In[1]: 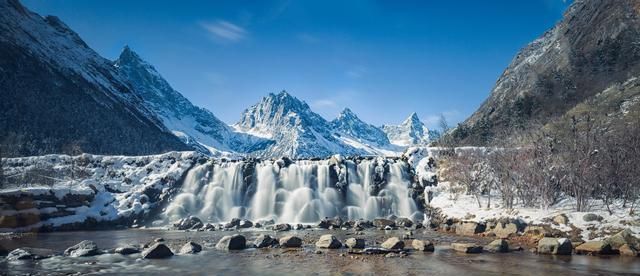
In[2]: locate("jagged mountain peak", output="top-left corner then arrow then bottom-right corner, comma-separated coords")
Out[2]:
402,112 -> 422,126
382,112 -> 430,147
331,108 -> 391,148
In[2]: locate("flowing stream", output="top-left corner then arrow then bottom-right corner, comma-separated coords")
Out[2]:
163,158 -> 422,224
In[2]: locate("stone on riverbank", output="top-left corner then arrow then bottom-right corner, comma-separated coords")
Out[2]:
451,243 -> 483,253
606,229 -> 639,250
64,240 -> 100,257
6,248 -> 55,261
279,235 -> 303,248
486,239 -> 509,253
142,243 -> 174,259
456,221 -> 486,236
552,214 -> 569,225
537,238 -> 572,255
582,213 -> 603,222
619,244 -> 639,256
345,238 -> 365,249
216,235 -> 247,250
274,223 -> 292,232
381,237 -> 404,250
575,241 -> 614,255
412,240 -> 434,252
254,234 -> 278,248
491,223 -> 519,239
373,218 -> 396,228
115,246 -> 140,255
396,218 -> 413,228
316,235 -> 342,249
238,220 -> 253,228
179,241 -> 202,254
174,216 -> 204,230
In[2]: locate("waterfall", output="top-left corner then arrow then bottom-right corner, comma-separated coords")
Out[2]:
163,157 -> 422,224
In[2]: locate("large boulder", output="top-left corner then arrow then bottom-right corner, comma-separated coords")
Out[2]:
253,234 -> 278,248
381,237 -> 404,250
606,229 -> 639,250
491,223 -> 519,239
224,218 -> 242,229
537,238 -> 572,255
63,240 -> 100,257
619,244 -> 639,256
173,216 -> 204,230
238,220 -> 254,229
273,223 -> 291,232
345,238 -> 365,249
216,235 -> 247,250
451,243 -> 483,253
552,214 -> 569,225
318,217 -> 343,229
315,235 -> 342,249
115,246 -> 140,255
396,218 -> 413,228
141,243 -> 174,259
582,213 -> 603,222
456,221 -> 486,236
373,219 -> 396,228
486,239 -> 509,253
412,240 -> 435,252
179,241 -> 202,254
6,248 -> 55,261
279,235 -> 303,248
575,241 -> 614,255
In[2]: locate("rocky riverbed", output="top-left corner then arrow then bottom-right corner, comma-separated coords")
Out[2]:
1,225 -> 639,275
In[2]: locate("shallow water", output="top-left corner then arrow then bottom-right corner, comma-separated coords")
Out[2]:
1,229 -> 639,275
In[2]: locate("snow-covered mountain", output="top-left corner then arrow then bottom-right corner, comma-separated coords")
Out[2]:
235,91 -> 368,158
0,0 -> 189,157
382,113 -> 431,147
114,47 -> 270,156
331,108 -> 390,146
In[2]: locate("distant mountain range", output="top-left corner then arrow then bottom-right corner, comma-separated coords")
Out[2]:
0,0 -> 432,158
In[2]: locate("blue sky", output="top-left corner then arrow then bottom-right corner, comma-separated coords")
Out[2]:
22,0 -> 571,128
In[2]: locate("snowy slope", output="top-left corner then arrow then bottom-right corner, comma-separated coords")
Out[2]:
114,47 -> 271,157
0,0 -> 189,156
235,91 -> 368,158
331,108 -> 403,155
382,112 -> 431,147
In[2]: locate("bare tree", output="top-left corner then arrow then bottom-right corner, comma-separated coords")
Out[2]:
0,144 -> 4,189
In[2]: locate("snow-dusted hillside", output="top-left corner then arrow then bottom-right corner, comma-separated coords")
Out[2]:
114,47 -> 271,157
0,151 -> 198,232
235,91 -> 370,158
382,113 -> 432,147
331,108 -> 403,156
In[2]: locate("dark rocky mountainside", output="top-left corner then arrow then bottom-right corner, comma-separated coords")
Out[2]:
0,0 -> 189,157
453,0 -> 640,145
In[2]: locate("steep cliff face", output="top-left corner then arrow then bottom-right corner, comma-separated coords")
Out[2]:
0,0 -> 189,157
455,0 -> 640,145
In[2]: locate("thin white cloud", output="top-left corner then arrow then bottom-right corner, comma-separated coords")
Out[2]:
311,99 -> 337,108
201,20 -> 247,42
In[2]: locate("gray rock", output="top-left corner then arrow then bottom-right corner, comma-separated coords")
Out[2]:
373,218 -> 396,228
456,221 -> 486,236
253,234 -> 277,248
606,229 -> 639,249
582,213 -> 603,222
491,223 -> 519,239
381,237 -> 404,250
619,244 -> 639,256
396,218 -> 413,228
575,241 -> 614,255
451,243 -> 483,253
552,214 -> 569,225
412,240 -> 435,252
115,246 -> 140,255
141,243 -> 174,259
315,235 -> 342,249
279,235 -> 303,248
537,237 -> 572,255
486,239 -> 509,253
216,235 -> 246,250
274,223 -> 291,232
6,248 -> 55,261
179,241 -> 202,254
345,238 -> 365,249
173,216 -> 204,230
224,218 -> 242,229
238,220 -> 253,228
64,240 -> 100,257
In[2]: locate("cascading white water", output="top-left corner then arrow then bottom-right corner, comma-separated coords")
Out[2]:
163,157 -> 422,224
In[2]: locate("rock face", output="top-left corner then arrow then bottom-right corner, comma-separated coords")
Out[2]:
456,221 -> 486,236
381,237 -> 404,250
451,243 -> 483,254
315,235 -> 342,249
63,240 -> 100,257
575,241 -> 614,255
279,235 -> 303,248
179,241 -> 202,254
216,235 -> 247,250
141,243 -> 174,259
0,0 -> 189,157
486,239 -> 509,253
412,240 -> 435,252
345,238 -> 366,249
253,234 -> 278,248
537,238 -> 572,255
453,0 -> 640,146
